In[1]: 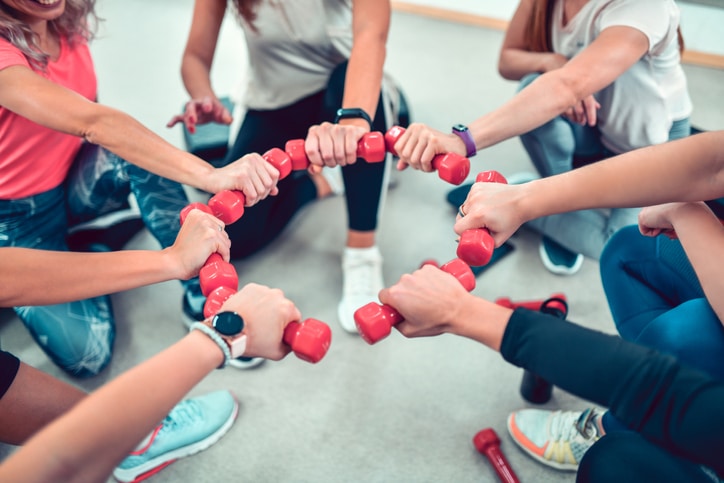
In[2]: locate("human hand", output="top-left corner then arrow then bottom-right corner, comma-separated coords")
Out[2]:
222,283 -> 300,360
304,122 -> 369,174
167,96 -> 233,134
392,123 -> 466,173
562,95 -> 600,126
210,153 -> 280,205
638,202 -> 708,238
378,265 -> 475,338
454,181 -> 528,247
167,208 -> 231,280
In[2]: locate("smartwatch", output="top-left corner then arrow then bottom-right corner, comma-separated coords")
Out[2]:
211,311 -> 247,359
334,107 -> 373,129
452,124 -> 477,158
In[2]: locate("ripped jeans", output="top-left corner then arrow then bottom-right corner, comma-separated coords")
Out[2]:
0,144 -> 188,377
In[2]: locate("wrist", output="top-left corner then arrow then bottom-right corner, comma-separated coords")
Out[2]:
334,107 -> 373,130
452,124 -> 477,158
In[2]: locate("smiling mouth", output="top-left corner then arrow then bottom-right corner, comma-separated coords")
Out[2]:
30,0 -> 62,6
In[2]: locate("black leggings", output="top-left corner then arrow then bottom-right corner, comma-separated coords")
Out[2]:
578,432 -> 714,483
224,62 -> 388,259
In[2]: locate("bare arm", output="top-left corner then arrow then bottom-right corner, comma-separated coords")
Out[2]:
639,202 -> 724,324
0,284 -> 298,482
0,209 -> 230,307
455,132 -> 724,245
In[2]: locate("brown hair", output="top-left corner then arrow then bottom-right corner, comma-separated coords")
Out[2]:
522,0 -> 684,54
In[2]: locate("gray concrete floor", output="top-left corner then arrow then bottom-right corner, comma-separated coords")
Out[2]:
1,1 -> 723,482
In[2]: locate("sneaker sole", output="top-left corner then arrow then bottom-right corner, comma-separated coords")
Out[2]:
113,397 -> 240,482
506,413 -> 579,472
538,242 -> 584,276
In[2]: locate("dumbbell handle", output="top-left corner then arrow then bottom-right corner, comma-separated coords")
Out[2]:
384,126 -> 471,186
354,258 -> 476,345
495,293 -> 567,313
473,428 -> 520,483
456,171 -> 507,267
284,132 -> 386,171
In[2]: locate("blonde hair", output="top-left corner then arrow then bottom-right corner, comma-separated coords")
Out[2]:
0,0 -> 99,70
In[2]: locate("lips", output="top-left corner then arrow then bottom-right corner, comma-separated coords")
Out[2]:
30,0 -> 62,8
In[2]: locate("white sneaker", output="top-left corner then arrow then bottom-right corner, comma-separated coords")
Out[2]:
338,246 -> 384,333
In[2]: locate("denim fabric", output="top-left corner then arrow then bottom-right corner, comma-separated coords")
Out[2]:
519,73 -> 691,259
0,143 -> 189,377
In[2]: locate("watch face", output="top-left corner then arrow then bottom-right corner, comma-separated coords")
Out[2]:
453,124 -> 468,132
213,311 -> 244,336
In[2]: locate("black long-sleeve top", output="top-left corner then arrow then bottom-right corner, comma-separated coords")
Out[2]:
500,308 -> 724,477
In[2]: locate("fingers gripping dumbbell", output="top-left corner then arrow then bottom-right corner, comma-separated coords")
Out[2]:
204,285 -> 332,363
353,258 -> 476,345
384,126 -> 471,186
284,132 -> 387,171
206,148 -> 293,225
473,428 -> 520,483
456,170 -> 507,267
179,205 -> 332,363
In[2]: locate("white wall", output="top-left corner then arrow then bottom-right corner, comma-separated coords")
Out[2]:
399,0 -> 724,57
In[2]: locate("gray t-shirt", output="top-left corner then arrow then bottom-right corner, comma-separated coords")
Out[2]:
240,0 -> 353,110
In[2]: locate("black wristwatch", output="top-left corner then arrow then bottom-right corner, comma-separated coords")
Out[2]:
334,107 -> 373,129
452,124 -> 477,158
210,311 -> 246,358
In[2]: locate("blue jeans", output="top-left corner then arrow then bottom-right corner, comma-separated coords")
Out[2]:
0,144 -> 189,377
519,73 -> 691,259
599,226 -> 724,433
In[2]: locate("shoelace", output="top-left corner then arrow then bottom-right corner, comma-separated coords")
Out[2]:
548,409 -> 598,442
160,400 -> 203,433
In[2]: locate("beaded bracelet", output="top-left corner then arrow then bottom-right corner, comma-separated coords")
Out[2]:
190,322 -> 230,369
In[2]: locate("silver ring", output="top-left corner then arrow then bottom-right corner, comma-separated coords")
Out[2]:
218,225 -> 224,232
458,205 -> 466,218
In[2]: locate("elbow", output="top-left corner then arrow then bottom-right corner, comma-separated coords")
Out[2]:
545,72 -> 589,112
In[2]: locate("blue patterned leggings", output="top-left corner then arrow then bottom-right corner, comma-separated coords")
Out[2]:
0,144 -> 188,377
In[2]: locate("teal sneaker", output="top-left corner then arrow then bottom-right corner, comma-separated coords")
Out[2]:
507,407 -> 604,471
113,390 -> 239,482
539,236 -> 583,276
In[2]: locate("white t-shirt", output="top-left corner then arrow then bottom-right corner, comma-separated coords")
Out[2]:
552,0 -> 692,153
240,0 -> 353,110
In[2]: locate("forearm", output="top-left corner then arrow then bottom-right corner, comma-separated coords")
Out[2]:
0,332 -> 223,482
343,41 -> 386,125
518,132 -> 724,222
0,248 -> 183,307
83,107 -> 216,191
181,54 -> 218,101
468,70 -> 579,150
670,204 -> 724,322
501,309 -> 724,471
497,49 -> 559,81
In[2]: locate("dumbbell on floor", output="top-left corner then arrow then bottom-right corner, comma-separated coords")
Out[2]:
473,428 -> 520,483
353,258 -> 476,345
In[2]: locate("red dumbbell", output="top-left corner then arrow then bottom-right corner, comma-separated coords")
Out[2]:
282,319 -> 333,363
473,428 -> 520,483
284,132 -> 386,172
199,253 -> 238,297
384,126 -> 471,186
353,258 -> 476,345
495,293 -> 567,313
206,147 -> 293,224
179,202 -> 214,225
456,170 -> 507,267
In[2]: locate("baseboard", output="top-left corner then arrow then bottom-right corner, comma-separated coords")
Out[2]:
391,1 -> 724,70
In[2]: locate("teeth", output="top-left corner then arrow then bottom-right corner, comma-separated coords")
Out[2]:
35,0 -> 60,5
